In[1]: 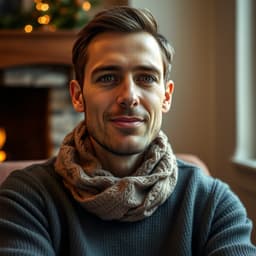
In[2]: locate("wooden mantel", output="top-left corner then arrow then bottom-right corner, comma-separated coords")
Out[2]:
0,30 -> 78,69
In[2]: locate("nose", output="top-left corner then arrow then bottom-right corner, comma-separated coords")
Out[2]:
116,75 -> 140,109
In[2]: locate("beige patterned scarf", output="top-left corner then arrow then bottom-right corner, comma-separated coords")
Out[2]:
55,122 -> 178,222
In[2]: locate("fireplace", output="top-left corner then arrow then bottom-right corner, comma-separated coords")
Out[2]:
0,30 -> 82,160
0,86 -> 50,160
0,127 -> 7,162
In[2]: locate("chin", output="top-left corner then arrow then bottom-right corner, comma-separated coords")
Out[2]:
111,148 -> 144,156
92,133 -> 151,156
109,141 -> 149,156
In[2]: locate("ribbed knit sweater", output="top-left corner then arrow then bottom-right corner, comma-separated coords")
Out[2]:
0,158 -> 255,255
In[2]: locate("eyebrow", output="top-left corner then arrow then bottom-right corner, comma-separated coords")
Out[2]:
91,64 -> 161,77
133,65 -> 161,75
91,65 -> 122,77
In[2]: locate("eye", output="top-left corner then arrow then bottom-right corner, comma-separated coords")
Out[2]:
96,74 -> 118,84
135,74 -> 158,84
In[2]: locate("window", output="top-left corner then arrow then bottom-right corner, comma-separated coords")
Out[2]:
233,0 -> 256,169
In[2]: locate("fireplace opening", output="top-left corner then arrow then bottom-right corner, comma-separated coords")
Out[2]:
0,65 -> 83,161
0,87 -> 50,160
0,127 -> 7,162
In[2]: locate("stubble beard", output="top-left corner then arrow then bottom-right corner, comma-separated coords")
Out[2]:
89,130 -> 147,157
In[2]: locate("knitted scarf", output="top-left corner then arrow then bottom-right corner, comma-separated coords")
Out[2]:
55,122 -> 178,222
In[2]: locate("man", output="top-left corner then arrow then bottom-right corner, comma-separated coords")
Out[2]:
0,6 -> 255,256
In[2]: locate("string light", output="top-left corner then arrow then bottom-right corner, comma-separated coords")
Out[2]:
41,3 -> 49,11
82,1 -> 91,11
36,3 -> 42,10
36,3 -> 49,12
19,0 -> 96,33
24,24 -> 33,33
37,15 -> 51,25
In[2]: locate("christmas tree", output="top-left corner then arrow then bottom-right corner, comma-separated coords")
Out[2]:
0,0 -> 100,32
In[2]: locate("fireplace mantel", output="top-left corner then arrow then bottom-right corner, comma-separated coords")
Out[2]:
0,30 -> 77,69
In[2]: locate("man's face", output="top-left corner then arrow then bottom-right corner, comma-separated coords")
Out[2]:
71,32 -> 173,156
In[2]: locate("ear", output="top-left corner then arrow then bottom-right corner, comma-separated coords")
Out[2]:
69,80 -> 85,112
162,80 -> 174,113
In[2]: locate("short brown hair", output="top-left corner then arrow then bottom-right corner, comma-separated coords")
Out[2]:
72,6 -> 175,86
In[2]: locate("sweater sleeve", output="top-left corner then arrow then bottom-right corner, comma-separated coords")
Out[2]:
203,179 -> 256,255
0,170 -> 55,256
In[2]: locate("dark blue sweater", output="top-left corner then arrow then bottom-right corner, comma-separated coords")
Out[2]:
0,159 -> 255,255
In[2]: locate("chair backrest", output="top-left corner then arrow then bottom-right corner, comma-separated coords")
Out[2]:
176,153 -> 210,176
0,160 -> 45,186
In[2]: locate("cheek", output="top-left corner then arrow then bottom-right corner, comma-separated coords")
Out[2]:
144,90 -> 165,114
144,92 -> 165,129
84,93 -> 109,122
85,100 -> 100,121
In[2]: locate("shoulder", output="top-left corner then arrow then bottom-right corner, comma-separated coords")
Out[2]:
0,157 -> 70,230
177,158 -> 226,190
0,158 -> 64,254
175,159 -> 250,224
177,160 -> 230,196
0,158 -> 63,199
167,160 -> 256,253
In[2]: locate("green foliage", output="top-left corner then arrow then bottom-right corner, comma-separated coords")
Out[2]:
0,0 -> 100,30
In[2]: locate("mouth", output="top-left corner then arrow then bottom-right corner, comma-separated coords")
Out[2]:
109,116 -> 145,129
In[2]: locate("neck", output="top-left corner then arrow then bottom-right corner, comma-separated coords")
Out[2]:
90,138 -> 144,177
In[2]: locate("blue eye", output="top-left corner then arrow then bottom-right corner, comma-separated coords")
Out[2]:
135,74 -> 157,84
98,74 -> 117,83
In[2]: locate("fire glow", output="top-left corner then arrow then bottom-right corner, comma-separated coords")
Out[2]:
0,128 -> 7,162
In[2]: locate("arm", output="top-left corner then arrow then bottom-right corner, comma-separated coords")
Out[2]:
0,171 -> 55,256
203,180 -> 256,255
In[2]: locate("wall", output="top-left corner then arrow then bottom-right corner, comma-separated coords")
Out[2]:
130,0 -> 256,243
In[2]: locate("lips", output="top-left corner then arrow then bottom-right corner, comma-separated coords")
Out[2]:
110,116 -> 145,129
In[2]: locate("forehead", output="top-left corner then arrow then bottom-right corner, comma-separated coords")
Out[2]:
85,32 -> 164,74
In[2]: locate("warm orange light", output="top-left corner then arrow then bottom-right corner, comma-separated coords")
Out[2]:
36,3 -> 43,11
42,3 -> 49,11
0,128 -> 7,162
0,151 -> 6,162
36,2 -> 49,11
82,1 -> 91,11
24,24 -> 33,33
48,25 -> 56,32
38,15 -> 51,25
0,128 -> 6,148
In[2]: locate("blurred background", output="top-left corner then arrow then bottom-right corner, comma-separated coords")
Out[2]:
0,0 -> 255,242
